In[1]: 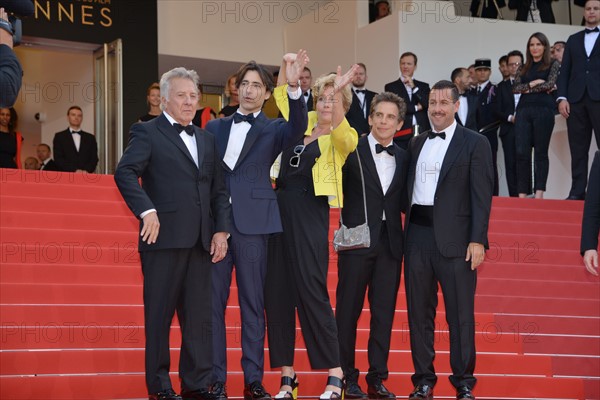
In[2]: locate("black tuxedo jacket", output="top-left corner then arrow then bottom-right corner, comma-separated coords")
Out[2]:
341,136 -> 409,260
455,92 -> 478,132
405,125 -> 494,258
114,114 -> 231,252
384,78 -> 431,132
557,29 -> 600,104
40,159 -> 59,171
470,0 -> 506,18
53,128 -> 99,172
581,150 -> 600,255
474,82 -> 500,134
303,91 -> 314,112
494,79 -> 516,138
345,89 -> 377,136
509,0 -> 555,22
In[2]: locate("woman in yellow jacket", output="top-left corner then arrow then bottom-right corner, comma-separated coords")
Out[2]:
265,56 -> 359,400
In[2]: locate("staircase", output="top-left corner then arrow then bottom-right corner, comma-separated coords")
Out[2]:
0,168 -> 598,399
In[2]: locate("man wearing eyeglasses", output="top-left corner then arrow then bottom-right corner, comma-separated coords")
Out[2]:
204,53 -> 309,400
336,92 -> 409,399
494,50 -> 524,197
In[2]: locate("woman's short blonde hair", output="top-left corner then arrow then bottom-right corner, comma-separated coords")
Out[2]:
312,73 -> 352,113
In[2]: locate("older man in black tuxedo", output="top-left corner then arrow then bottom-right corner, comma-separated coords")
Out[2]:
115,67 -> 231,400
336,92 -> 408,399
404,81 -> 494,400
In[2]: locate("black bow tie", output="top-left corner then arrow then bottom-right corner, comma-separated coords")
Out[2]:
71,130 -> 80,135
375,143 -> 394,155
355,89 -> 366,94
233,113 -> 255,125
303,91 -> 309,97
459,93 -> 467,97
428,131 -> 446,140
585,27 -> 599,34
173,123 -> 195,136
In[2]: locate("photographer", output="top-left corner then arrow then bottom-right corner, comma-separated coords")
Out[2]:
0,6 -> 22,108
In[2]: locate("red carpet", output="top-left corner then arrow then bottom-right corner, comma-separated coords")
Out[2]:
1,169 -> 598,399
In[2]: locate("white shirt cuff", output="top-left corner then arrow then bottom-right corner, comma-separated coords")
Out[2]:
140,209 -> 156,218
287,86 -> 301,100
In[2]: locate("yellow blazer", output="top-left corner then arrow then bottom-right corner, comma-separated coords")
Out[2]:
274,84 -> 358,207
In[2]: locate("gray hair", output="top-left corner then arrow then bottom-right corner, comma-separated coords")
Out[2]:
159,67 -> 200,110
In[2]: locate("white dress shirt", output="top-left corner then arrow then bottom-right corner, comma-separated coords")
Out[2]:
368,134 -> 396,220
585,25 -> 599,57
458,95 -> 468,126
412,120 -> 457,206
70,128 -> 81,151
353,87 -> 367,118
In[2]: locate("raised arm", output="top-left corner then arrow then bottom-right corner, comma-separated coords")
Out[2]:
332,64 -> 359,130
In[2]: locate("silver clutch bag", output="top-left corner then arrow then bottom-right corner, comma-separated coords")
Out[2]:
333,223 -> 370,252
332,145 -> 370,252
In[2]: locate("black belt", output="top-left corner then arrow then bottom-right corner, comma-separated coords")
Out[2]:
410,204 -> 434,227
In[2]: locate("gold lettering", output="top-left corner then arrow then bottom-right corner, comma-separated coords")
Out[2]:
81,5 -> 93,25
34,0 -> 50,21
100,7 -> 112,27
57,2 -> 74,23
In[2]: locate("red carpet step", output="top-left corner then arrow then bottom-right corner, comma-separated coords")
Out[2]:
0,170 -> 598,400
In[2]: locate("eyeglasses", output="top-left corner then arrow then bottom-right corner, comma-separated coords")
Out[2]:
508,62 -> 521,67
289,144 -> 306,168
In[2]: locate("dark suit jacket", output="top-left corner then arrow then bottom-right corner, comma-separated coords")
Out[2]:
114,114 -> 231,252
0,44 -> 22,108
53,129 -> 99,173
557,29 -> 600,104
495,79 -> 516,138
470,0 -> 506,18
474,82 -> 500,135
40,159 -> 59,171
581,150 -> 600,255
405,125 -> 494,258
205,95 -> 307,235
303,91 -> 314,112
345,89 -> 377,136
509,0 -> 555,22
341,136 -> 409,260
455,92 -> 478,132
384,78 -> 431,133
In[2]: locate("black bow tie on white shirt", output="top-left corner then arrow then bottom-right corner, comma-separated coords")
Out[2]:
355,89 -> 366,94
428,131 -> 446,140
71,131 -> 80,135
233,113 -> 255,125
173,123 -> 194,136
585,27 -> 599,34
303,91 -> 310,97
375,143 -> 394,155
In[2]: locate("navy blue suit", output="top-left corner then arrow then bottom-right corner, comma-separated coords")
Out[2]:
205,94 -> 307,385
557,27 -> 600,198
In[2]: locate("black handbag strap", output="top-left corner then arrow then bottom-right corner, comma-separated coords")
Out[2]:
332,144 -> 368,226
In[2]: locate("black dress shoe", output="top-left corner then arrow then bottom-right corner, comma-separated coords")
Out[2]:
408,384 -> 433,400
366,381 -> 395,399
211,382 -> 228,400
456,386 -> 475,400
149,389 -> 183,400
566,195 -> 585,200
244,381 -> 271,400
181,388 -> 213,400
344,381 -> 367,399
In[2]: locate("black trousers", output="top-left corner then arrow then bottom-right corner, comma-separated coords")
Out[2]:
265,187 -> 340,369
140,246 -> 212,394
567,92 -> 600,198
500,126 -> 518,197
404,221 -> 477,390
515,106 -> 555,193
481,129 -> 499,196
336,223 -> 401,384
